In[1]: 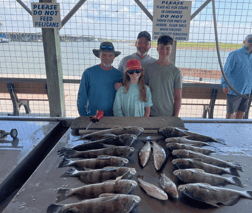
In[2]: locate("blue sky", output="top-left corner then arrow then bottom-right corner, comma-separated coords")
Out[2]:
0,0 -> 251,43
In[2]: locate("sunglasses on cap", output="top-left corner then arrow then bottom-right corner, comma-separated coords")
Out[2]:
247,39 -> 252,44
100,45 -> 114,50
127,69 -> 142,74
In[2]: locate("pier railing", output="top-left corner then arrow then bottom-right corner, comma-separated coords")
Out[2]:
0,77 -> 251,119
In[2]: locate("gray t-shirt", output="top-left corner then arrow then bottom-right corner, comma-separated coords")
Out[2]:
118,53 -> 156,73
145,61 -> 182,117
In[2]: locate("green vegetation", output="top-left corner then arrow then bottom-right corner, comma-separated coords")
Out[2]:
151,41 -> 243,50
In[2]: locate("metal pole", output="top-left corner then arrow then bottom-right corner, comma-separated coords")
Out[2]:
16,0 -> 32,16
191,0 -> 212,20
134,0 -> 153,21
60,0 -> 87,29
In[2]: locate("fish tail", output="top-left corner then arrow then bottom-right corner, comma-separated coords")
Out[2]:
57,147 -> 68,157
56,188 -> 70,202
60,148 -> 77,158
233,163 -> 244,172
58,158 -> 72,168
60,168 -> 79,178
228,168 -> 240,177
231,177 -> 243,188
244,191 -> 252,199
46,204 -> 63,213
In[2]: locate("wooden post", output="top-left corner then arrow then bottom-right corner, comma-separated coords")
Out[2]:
42,27 -> 65,117
40,0 -> 65,117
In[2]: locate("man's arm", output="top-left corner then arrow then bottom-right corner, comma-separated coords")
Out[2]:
77,72 -> 89,116
173,88 -> 182,117
113,89 -> 124,117
221,52 -> 235,89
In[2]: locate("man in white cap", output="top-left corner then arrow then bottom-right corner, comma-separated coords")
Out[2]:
77,42 -> 123,116
221,34 -> 252,119
118,31 -> 156,73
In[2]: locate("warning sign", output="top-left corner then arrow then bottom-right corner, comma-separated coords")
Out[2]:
31,3 -> 62,28
153,1 -> 192,41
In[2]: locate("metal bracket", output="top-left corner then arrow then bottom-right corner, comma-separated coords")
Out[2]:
7,82 -> 31,116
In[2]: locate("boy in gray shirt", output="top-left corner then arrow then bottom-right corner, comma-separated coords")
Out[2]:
145,35 -> 182,117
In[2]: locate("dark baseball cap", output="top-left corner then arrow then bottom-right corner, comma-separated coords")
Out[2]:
137,31 -> 151,41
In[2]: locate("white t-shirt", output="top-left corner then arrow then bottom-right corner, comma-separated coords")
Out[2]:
118,53 -> 156,73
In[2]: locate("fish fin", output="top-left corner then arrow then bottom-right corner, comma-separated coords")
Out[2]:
57,147 -> 76,158
233,162 -> 244,172
57,147 -> 68,157
203,201 -> 220,207
103,167 -> 118,171
56,188 -> 70,203
245,191 -> 252,198
222,196 -> 240,206
97,155 -> 112,159
228,168 -> 240,177
197,183 -> 219,192
191,168 -> 205,173
99,193 -> 117,197
230,177 -> 243,188
102,144 -> 116,149
60,168 -> 79,178
83,167 -> 92,171
58,157 -> 71,168
46,204 -> 62,213
192,158 -> 204,162
102,133 -> 117,138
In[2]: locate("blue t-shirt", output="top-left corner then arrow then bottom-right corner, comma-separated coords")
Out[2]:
221,46 -> 252,95
77,65 -> 123,116
113,84 -> 153,117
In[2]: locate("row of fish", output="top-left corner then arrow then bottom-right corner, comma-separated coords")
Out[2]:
159,126 -> 252,207
47,127 -> 145,213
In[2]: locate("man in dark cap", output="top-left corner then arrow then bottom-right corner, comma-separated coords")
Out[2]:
77,42 -> 123,116
118,31 -> 156,73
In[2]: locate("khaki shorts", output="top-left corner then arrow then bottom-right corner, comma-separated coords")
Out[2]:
226,94 -> 250,114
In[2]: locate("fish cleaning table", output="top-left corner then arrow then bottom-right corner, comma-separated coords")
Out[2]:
0,120 -> 60,211
3,117 -> 252,213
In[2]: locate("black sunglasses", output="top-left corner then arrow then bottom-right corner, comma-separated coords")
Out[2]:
100,45 -> 114,50
127,69 -> 142,74
247,39 -> 252,44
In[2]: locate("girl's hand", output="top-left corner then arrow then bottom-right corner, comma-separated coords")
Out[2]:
144,107 -> 151,117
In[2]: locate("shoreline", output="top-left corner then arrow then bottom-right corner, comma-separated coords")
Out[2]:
130,43 -> 239,51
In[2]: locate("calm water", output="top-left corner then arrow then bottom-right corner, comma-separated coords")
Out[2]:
1,41 -> 230,83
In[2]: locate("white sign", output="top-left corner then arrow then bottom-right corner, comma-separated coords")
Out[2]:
31,3 -> 62,28
153,0 -> 192,41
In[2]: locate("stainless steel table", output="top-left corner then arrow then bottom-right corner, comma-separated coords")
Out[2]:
3,117 -> 252,213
